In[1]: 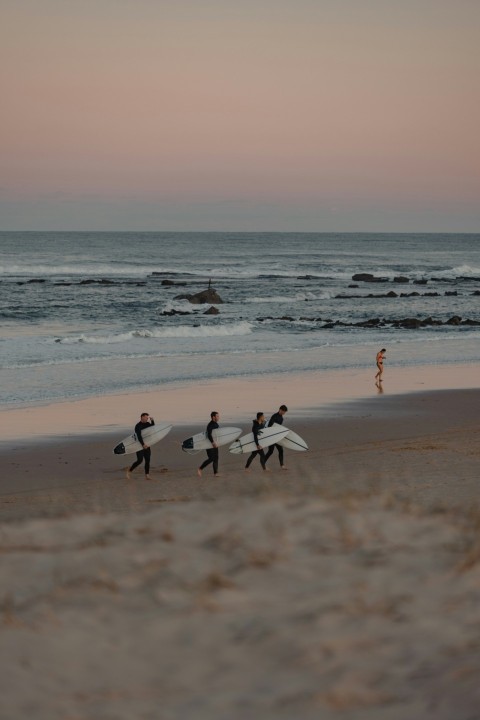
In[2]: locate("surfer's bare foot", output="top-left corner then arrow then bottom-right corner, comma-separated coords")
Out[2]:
281,465 -> 288,470
126,469 -> 131,480
263,467 -> 271,472
214,473 -> 222,477
145,474 -> 152,480
244,468 -> 251,473
197,468 -> 202,478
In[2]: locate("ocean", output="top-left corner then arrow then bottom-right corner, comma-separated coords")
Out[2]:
0,232 -> 479,409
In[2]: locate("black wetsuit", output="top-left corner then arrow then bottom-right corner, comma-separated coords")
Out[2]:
128,419 -> 155,474
199,419 -> 219,474
264,411 -> 285,467
245,419 -> 267,469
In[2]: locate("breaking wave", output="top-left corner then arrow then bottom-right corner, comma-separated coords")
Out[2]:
55,322 -> 253,344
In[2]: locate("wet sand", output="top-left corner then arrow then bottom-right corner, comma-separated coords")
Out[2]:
1,376 -> 479,719
1,385 -> 479,521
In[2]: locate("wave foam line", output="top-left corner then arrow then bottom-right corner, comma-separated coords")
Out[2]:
56,321 -> 253,344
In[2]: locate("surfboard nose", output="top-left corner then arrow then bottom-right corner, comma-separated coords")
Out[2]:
182,438 -> 194,451
113,443 -> 126,455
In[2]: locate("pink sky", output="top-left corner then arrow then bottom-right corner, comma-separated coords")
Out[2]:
1,0 -> 479,231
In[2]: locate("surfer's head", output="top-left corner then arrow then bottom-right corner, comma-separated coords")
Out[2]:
141,412 -> 150,420
211,411 -> 219,420
279,405 -> 288,414
256,412 -> 264,422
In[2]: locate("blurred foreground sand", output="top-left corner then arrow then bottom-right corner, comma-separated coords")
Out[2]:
1,387 -> 479,719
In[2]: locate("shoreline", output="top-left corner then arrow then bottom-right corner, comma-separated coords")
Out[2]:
1,361 -> 479,444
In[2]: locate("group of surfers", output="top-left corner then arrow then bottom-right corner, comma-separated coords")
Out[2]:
126,348 -> 387,480
126,405 -> 289,481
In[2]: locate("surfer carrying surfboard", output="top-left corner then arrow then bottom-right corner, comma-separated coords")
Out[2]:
264,404 -> 288,469
245,412 -> 270,472
126,413 -> 155,480
197,411 -> 220,477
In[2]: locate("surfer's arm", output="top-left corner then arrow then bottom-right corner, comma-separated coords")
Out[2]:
135,424 -> 148,448
252,423 -> 261,448
142,419 -> 154,447
206,421 -> 217,447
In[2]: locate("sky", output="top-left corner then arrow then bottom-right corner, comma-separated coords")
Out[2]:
1,0 -> 479,232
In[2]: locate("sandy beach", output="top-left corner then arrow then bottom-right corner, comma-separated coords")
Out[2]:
3,0 -> 480,714
1,367 -> 480,719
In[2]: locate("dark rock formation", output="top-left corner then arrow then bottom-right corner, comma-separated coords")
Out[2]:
335,291 -> 398,299
354,318 -> 381,327
393,276 -> 409,283
174,288 -> 224,304
79,279 -> 115,285
160,309 -> 191,316
352,273 -> 388,282
160,279 -> 187,286
393,318 -> 422,328
256,314 -> 480,329
204,306 -> 219,315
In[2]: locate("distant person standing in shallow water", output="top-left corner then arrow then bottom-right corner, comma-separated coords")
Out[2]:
264,404 -> 288,469
126,413 -> 155,480
197,411 -> 220,477
245,412 -> 269,472
375,348 -> 386,382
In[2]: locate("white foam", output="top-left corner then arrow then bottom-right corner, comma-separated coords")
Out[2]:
451,264 -> 480,277
56,322 -> 253,345
159,299 -> 194,314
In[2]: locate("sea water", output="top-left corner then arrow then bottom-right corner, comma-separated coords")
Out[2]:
0,232 -> 479,408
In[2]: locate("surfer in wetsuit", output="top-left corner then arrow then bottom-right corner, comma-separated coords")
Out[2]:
264,404 -> 288,469
375,348 -> 386,382
245,412 -> 269,472
126,413 -> 155,480
197,411 -> 220,477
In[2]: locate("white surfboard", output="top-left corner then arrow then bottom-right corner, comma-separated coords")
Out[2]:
278,427 -> 308,451
229,423 -> 290,455
113,421 -> 173,455
182,426 -> 242,453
